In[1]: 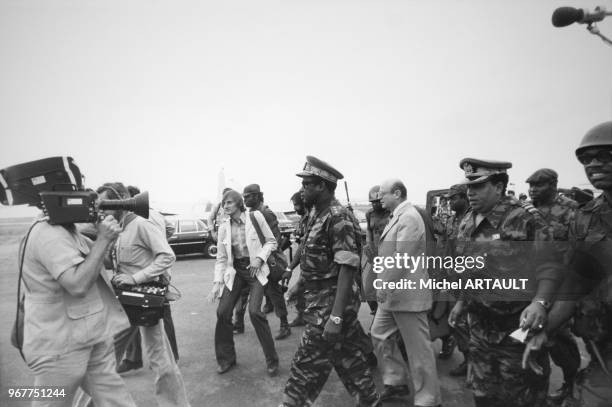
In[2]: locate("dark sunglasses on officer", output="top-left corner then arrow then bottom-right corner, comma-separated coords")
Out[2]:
577,149 -> 612,165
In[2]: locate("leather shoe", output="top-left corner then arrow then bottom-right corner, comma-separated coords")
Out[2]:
449,360 -> 467,377
380,384 -> 410,401
275,325 -> 291,340
217,360 -> 236,374
116,359 -> 143,374
288,314 -> 305,327
267,361 -> 279,377
233,326 -> 244,334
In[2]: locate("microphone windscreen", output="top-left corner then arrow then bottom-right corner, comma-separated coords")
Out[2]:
552,7 -> 584,27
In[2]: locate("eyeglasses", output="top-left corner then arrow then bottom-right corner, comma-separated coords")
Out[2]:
577,150 -> 612,165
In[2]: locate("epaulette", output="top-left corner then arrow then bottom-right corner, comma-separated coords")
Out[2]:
556,195 -> 579,209
519,201 -> 544,223
330,204 -> 348,217
580,194 -> 605,213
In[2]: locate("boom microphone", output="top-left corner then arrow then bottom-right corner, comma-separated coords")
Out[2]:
552,6 -> 611,27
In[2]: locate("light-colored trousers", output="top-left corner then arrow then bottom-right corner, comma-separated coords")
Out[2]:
370,308 -> 441,407
73,321 -> 190,407
26,338 -> 135,407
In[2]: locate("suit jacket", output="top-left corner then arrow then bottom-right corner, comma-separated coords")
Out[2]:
214,210 -> 277,290
377,200 -> 432,312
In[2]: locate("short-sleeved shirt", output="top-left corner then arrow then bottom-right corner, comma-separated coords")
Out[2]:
299,201 -> 360,281
22,221 -> 128,357
534,195 -> 577,241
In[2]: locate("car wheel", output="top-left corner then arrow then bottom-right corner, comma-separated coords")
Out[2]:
204,242 -> 217,259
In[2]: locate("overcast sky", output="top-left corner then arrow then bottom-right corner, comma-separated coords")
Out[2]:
1,0 -> 612,217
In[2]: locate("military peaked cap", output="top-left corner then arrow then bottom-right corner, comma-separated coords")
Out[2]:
459,158 -> 512,185
296,156 -> 343,184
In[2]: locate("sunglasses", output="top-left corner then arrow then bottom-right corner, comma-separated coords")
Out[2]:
577,150 -> 612,165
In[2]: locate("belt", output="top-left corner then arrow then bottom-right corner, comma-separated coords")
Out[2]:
303,278 -> 338,291
233,257 -> 250,269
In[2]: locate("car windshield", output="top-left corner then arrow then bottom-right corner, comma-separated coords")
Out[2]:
285,212 -> 301,223
275,212 -> 290,222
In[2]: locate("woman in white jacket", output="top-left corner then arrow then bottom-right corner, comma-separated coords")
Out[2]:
209,189 -> 280,376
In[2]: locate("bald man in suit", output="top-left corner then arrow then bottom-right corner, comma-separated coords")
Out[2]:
371,179 -> 441,407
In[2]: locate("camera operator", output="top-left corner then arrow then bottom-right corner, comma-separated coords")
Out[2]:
97,182 -> 191,407
114,185 -> 180,374
20,208 -> 136,406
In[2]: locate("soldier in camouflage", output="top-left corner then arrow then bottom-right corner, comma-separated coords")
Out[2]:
362,185 -> 390,314
283,190 -> 310,327
448,158 -> 563,407
440,184 -> 471,376
524,121 -> 612,406
525,168 -> 580,405
279,156 -> 380,407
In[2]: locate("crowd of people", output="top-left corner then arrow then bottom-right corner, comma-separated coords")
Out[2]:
14,120 -> 612,407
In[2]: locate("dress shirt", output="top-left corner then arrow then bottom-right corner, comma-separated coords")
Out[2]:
230,212 -> 249,259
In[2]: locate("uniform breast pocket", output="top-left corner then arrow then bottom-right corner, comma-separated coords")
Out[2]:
303,243 -> 330,270
118,245 -> 141,265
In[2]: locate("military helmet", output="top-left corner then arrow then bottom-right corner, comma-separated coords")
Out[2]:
576,121 -> 612,156
368,185 -> 381,202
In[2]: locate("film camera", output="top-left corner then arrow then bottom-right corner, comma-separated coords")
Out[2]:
0,156 -> 148,223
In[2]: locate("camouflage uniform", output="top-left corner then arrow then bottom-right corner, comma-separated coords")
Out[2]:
440,211 -> 471,357
455,195 -> 561,407
566,194 -> 612,405
282,202 -> 380,407
290,213 -> 310,317
439,212 -> 463,256
530,196 -> 582,394
362,208 -> 390,302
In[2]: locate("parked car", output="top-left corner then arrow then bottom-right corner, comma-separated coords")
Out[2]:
276,211 -> 299,237
167,216 -> 217,258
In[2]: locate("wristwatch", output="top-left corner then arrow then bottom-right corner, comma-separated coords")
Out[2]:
533,299 -> 551,310
329,315 -> 343,325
